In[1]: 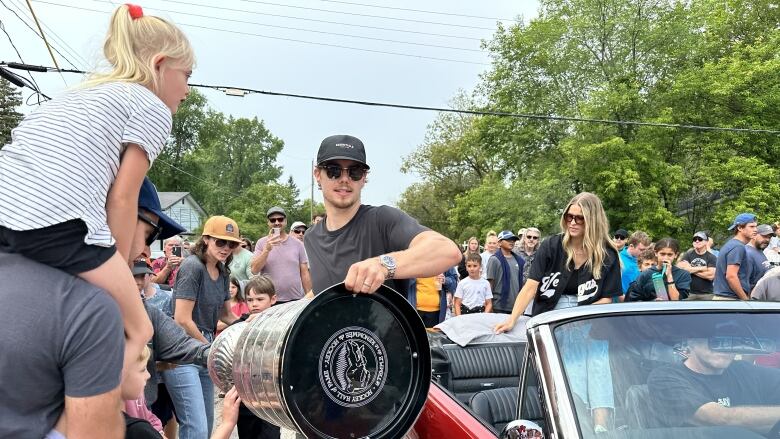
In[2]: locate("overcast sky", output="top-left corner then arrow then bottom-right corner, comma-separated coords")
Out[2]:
1,0 -> 538,207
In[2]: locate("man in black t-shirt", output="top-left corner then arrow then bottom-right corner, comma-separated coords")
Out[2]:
648,337 -> 780,434
677,231 -> 717,300
304,135 -> 461,295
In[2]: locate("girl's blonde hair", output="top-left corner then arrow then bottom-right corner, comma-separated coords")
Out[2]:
463,236 -> 479,256
560,192 -> 617,279
82,4 -> 194,93
139,345 -> 151,363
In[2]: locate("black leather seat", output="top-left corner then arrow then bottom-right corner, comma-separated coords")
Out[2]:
441,342 -> 524,404
469,386 -> 520,434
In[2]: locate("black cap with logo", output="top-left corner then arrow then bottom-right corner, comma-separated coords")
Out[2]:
316,134 -> 370,169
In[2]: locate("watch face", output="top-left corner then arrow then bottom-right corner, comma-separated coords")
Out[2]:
381,255 -> 396,269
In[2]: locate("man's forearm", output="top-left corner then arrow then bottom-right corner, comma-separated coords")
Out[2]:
250,250 -> 270,275
152,265 -> 171,284
392,231 -> 461,280
726,274 -> 748,299
695,403 -> 780,433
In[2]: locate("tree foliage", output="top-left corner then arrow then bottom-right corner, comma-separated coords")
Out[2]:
399,0 -> 780,245
0,78 -> 23,145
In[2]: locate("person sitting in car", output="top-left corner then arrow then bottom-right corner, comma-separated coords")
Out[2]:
648,329 -> 780,435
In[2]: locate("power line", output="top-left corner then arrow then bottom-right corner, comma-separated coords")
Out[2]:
123,0 -> 483,42
1,0 -> 82,69
6,61 -> 780,136
37,1 -> 487,65
76,0 -> 482,53
236,0 -> 497,30
320,0 -> 519,23
9,0 -> 89,68
0,19 -> 43,97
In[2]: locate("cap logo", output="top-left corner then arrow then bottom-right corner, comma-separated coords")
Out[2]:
319,326 -> 387,408
226,224 -> 235,233
335,143 -> 354,149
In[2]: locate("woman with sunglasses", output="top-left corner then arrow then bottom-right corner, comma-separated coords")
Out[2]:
495,193 -> 621,433
165,215 -> 242,439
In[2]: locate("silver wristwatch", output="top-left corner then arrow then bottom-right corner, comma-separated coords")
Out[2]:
378,254 -> 396,280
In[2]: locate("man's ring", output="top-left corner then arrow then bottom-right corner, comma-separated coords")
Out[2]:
363,281 -> 371,286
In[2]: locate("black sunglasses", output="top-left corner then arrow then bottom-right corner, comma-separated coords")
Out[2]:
614,235 -> 626,240
268,216 -> 285,224
319,164 -> 368,181
526,236 -> 539,240
564,213 -> 585,225
292,229 -> 305,234
138,211 -> 161,246
210,238 -> 240,249
692,237 -> 705,242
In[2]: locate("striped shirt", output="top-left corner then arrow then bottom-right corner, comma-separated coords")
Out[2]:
0,82 -> 171,246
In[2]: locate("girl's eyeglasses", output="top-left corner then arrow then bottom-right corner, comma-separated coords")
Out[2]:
564,213 -> 585,225
211,238 -> 240,249
319,164 -> 368,181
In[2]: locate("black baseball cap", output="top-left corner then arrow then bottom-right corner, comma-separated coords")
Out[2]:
316,134 -> 370,169
131,260 -> 154,276
614,229 -> 628,239
139,178 -> 186,241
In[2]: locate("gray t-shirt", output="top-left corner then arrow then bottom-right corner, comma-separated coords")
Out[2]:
751,268 -> 780,301
713,238 -> 753,298
173,255 -> 230,336
0,252 -> 124,439
304,204 -> 428,294
486,252 -> 522,311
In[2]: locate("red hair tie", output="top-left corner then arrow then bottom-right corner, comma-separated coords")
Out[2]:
125,3 -> 144,20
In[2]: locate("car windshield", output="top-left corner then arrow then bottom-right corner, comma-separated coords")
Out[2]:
553,312 -> 780,439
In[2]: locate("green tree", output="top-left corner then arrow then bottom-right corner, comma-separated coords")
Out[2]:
0,78 -> 23,145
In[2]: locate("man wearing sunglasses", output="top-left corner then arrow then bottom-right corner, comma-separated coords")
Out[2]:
304,134 -> 461,296
0,177 -> 188,438
251,206 -> 312,303
678,231 -> 717,300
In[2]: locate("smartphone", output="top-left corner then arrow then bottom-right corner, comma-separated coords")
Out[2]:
172,245 -> 182,257
272,227 -> 281,237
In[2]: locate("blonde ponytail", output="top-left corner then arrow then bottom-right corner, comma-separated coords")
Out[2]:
81,4 -> 194,93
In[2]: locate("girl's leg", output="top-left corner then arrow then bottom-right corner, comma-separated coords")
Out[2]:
162,365 -> 208,439
79,252 -> 154,368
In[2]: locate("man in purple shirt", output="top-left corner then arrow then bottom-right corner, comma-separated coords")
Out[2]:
250,206 -> 312,303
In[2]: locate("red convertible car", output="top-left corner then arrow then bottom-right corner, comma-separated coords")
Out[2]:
409,301 -> 780,439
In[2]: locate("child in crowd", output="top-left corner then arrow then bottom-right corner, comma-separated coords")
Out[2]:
626,238 -> 692,301
232,275 -> 280,439
637,248 -> 657,272
454,253 -> 493,315
218,277 -> 250,333
0,3 -> 194,368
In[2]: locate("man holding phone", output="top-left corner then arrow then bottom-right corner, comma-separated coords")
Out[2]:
151,236 -> 184,288
251,207 -> 312,304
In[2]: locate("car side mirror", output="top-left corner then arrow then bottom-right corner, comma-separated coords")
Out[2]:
500,420 -> 545,439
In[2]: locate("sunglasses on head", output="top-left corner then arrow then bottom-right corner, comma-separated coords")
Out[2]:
138,211 -> 161,246
319,164 -> 368,181
268,216 -> 285,224
564,213 -> 585,225
210,237 -> 240,249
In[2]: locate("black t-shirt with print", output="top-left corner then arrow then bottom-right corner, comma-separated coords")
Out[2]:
529,234 -> 622,315
647,361 -> 780,428
680,249 -> 717,294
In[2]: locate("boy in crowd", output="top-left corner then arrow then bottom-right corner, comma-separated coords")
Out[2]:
233,275 -> 279,439
638,249 -> 658,272
454,253 -> 493,315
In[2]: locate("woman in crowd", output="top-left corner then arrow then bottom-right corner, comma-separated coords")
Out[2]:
457,236 -> 480,279
495,192 -> 622,433
626,238 -> 691,301
164,216 -> 241,439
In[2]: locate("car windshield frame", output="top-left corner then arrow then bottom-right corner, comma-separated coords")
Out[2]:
545,303 -> 780,438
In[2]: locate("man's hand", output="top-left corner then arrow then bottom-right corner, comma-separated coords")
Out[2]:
345,257 -> 388,293
264,232 -> 282,252
167,255 -> 182,268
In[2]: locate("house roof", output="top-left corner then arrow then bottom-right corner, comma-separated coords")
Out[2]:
157,192 -> 208,217
158,192 -> 190,209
